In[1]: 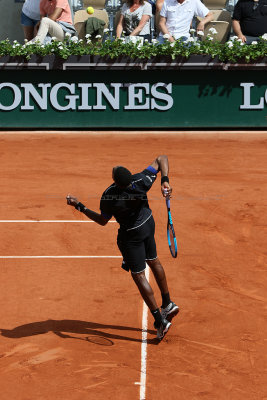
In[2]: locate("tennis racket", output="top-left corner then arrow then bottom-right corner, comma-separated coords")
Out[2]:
165,194 -> 178,258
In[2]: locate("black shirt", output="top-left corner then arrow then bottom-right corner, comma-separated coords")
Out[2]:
233,0 -> 267,36
100,166 -> 158,231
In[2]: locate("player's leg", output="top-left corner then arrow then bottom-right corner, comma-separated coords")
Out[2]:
146,257 -> 170,307
131,270 -> 158,311
145,217 -> 179,321
147,257 -> 179,321
117,231 -> 171,340
131,269 -> 171,340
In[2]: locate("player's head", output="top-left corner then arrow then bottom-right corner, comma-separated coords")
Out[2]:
112,166 -> 132,189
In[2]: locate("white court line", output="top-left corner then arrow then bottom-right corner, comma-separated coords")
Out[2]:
139,266 -> 149,400
0,220 -> 116,223
0,256 -> 121,259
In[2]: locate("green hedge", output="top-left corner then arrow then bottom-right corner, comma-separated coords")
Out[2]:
1,31 -> 267,63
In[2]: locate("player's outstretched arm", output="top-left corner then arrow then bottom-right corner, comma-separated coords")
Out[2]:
66,195 -> 109,226
149,155 -> 172,198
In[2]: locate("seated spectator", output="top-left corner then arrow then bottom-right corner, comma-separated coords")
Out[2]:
158,0 -> 213,43
21,0 -> 41,41
116,0 -> 152,42
232,0 -> 267,44
29,0 -> 76,44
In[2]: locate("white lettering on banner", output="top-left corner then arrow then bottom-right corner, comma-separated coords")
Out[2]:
125,84 -> 150,110
0,82 -> 174,111
0,83 -> 21,111
151,83 -> 173,111
240,83 -> 264,110
21,83 -> 51,110
50,83 -> 79,111
78,84 -> 92,110
94,83 -> 122,110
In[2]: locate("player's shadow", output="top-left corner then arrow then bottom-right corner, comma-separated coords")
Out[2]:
0,319 -> 159,345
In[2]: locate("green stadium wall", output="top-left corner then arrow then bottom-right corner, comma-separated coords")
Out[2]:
0,56 -> 267,129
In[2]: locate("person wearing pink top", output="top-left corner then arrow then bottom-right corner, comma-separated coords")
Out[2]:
30,0 -> 76,44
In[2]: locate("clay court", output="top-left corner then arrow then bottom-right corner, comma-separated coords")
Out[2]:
0,131 -> 266,400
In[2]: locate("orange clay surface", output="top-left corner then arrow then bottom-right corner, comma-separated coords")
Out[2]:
0,131 -> 266,400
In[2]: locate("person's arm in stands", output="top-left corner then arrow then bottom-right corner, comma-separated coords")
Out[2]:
116,14 -> 124,38
156,0 -> 164,13
159,16 -> 175,42
196,11 -> 213,32
232,19 -> 246,42
48,7 -> 63,21
130,14 -> 150,36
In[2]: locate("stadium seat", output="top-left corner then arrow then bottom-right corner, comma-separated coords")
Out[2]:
74,9 -> 109,39
196,0 -> 231,43
83,0 -> 106,9
203,0 -> 227,8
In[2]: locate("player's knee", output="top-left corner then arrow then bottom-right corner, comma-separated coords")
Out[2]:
131,270 -> 146,281
147,257 -> 159,268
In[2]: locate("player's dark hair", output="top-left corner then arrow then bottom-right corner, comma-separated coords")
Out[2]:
114,166 -> 132,188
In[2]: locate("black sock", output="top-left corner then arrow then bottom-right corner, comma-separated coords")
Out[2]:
161,292 -> 171,309
151,308 -> 162,327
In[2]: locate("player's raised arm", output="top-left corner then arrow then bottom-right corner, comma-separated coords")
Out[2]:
66,194 -> 109,226
149,155 -> 172,198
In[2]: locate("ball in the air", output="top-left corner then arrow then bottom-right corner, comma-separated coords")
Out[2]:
87,6 -> 94,14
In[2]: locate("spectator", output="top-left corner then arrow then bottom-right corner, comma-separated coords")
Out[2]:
21,0 -> 41,41
156,0 -> 164,13
232,0 -> 267,44
29,0 -> 76,44
116,0 -> 152,42
158,0 -> 213,43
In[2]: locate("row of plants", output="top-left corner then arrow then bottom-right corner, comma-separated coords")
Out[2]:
0,29 -> 267,63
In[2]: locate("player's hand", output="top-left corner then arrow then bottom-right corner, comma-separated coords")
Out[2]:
161,183 -> 172,198
66,194 -> 79,207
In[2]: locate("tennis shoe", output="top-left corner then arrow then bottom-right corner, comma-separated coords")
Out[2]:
154,318 -> 171,341
161,301 -> 179,322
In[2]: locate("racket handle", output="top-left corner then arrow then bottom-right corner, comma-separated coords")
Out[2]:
163,188 -> 170,208
166,198 -> 170,209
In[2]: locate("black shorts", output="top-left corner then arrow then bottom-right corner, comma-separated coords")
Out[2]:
117,215 -> 157,274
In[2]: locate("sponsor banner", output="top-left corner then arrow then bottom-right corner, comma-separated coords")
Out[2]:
0,70 -> 267,128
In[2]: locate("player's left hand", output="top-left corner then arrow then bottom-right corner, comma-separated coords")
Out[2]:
66,194 -> 79,207
161,183 -> 172,198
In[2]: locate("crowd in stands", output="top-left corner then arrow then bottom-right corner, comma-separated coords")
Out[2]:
20,0 -> 267,45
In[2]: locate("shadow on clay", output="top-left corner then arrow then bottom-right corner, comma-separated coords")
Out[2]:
0,319 -> 159,346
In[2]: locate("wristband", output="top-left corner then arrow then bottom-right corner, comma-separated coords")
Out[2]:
75,202 -> 86,213
161,176 -> 169,185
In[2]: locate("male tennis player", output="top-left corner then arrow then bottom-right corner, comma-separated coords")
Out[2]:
66,155 -> 179,341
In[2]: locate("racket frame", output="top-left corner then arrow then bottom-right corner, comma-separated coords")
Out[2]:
165,197 -> 178,258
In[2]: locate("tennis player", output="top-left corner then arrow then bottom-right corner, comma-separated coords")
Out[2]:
66,155 -> 179,341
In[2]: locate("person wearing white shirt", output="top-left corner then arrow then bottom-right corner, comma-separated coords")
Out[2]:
21,0 -> 41,41
158,0 -> 213,42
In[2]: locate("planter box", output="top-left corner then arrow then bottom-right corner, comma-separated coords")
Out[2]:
0,54 -> 267,70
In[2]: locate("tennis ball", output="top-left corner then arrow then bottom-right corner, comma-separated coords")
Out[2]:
87,6 -> 94,14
